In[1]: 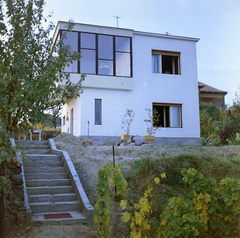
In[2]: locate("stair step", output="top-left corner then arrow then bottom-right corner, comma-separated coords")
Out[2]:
32,211 -> 88,225
26,179 -> 71,187
29,193 -> 77,203
16,140 -> 48,146
25,173 -> 69,180
24,161 -> 64,167
25,154 -> 61,161
27,186 -> 74,195
29,201 -> 80,213
24,167 -> 65,173
24,149 -> 51,154
17,145 -> 49,150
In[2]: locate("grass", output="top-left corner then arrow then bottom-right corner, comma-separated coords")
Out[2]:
125,154 -> 240,219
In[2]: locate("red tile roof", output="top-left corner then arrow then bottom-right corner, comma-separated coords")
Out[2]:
198,81 -> 227,95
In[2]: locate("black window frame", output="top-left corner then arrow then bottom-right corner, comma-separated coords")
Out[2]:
60,30 -> 133,77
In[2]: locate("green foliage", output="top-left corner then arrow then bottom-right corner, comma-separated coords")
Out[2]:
0,122 -> 17,193
0,0 -> 85,135
123,167 -> 240,237
94,163 -> 127,238
199,102 -> 220,121
206,134 -> 222,146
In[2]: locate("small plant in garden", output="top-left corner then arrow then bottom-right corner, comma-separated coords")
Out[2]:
206,134 -> 222,146
94,163 -> 127,238
145,108 -> 161,136
121,109 -> 135,135
219,125 -> 233,143
121,173 -> 166,238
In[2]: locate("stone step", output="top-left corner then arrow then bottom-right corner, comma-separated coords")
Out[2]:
24,161 -> 64,167
25,154 -> 61,161
25,173 -> 69,180
24,149 -> 51,154
17,144 -> 49,150
29,201 -> 80,213
27,186 -> 74,195
29,193 -> 77,203
16,140 -> 48,146
26,179 -> 71,187
32,211 -> 88,225
24,167 -> 65,173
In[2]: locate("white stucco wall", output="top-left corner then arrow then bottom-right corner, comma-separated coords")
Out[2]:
60,24 -> 200,138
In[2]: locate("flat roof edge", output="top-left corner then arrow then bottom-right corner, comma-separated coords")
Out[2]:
134,30 -> 200,42
54,21 -> 199,42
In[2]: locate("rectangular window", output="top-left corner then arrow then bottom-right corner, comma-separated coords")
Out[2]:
63,116 -> 65,126
153,103 -> 182,128
61,31 -> 132,77
62,31 -> 78,73
152,50 -> 180,75
80,33 -> 96,74
95,99 -> 102,125
115,36 -> 131,77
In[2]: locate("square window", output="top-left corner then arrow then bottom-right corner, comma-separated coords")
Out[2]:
81,33 -> 96,49
152,50 -> 180,75
153,104 -> 181,127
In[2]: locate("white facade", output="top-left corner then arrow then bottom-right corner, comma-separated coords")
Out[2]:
54,22 -> 200,141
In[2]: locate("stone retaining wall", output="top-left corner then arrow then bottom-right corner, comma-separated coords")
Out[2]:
4,159 -> 29,225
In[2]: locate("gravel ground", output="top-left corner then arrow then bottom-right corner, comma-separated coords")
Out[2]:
7,133 -> 240,238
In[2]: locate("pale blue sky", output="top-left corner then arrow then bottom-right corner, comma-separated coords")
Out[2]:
43,0 -> 240,106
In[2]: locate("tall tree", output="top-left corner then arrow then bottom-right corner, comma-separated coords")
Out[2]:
0,0 -> 84,135
0,1 -> 84,236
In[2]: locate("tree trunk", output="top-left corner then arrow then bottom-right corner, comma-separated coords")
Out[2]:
0,162 -> 5,238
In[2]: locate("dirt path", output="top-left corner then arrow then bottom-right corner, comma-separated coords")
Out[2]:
6,133 -> 240,238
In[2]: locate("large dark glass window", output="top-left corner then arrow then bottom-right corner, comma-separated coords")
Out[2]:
98,35 -> 113,75
115,37 -> 131,77
80,33 -> 96,74
62,31 -> 78,73
61,31 -> 132,77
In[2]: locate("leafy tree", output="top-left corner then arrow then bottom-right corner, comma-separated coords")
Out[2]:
199,101 -> 220,121
0,0 -> 85,235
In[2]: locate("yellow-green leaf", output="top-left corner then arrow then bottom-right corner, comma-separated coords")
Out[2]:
122,212 -> 131,223
154,177 -> 160,184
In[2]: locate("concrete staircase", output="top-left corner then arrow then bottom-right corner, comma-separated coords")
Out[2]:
15,140 -> 88,224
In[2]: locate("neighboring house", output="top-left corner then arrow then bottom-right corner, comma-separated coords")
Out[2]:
53,21 -> 201,145
198,81 -> 227,110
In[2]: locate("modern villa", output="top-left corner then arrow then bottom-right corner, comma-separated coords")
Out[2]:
52,21 -> 201,145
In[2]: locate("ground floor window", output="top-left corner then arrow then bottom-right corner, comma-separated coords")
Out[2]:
153,103 -> 182,128
95,99 -> 102,125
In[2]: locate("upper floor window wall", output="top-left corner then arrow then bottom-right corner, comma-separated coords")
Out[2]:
152,50 -> 180,75
61,31 -> 132,77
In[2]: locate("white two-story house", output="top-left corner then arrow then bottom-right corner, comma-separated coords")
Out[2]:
53,21 -> 201,145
